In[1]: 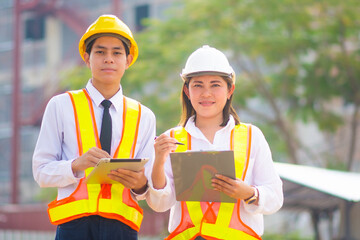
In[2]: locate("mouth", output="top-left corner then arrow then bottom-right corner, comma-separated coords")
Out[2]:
199,101 -> 215,106
101,68 -> 116,72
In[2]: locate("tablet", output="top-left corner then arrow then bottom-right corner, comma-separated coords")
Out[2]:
85,158 -> 149,184
170,150 -> 236,203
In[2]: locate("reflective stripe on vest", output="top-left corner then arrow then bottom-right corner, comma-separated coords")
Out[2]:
166,124 -> 261,240
47,89 -> 143,231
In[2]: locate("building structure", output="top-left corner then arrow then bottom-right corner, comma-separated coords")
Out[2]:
0,0 -> 176,237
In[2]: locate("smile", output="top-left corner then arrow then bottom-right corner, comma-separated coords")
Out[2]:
199,101 -> 214,106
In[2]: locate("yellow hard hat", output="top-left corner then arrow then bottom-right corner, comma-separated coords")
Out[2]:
79,14 -> 138,67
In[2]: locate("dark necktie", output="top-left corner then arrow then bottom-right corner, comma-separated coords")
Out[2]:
100,100 -> 112,154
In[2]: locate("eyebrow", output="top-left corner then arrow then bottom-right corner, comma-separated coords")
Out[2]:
93,45 -> 124,50
192,79 -> 222,83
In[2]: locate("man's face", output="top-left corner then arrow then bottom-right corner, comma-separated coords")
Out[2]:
83,36 -> 133,91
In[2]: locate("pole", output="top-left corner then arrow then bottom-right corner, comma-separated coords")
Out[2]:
11,0 -> 21,204
113,0 -> 122,18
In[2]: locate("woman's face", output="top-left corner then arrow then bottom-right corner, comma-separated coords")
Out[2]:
184,75 -> 234,124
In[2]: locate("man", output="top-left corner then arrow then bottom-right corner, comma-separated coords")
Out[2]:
33,14 -> 155,240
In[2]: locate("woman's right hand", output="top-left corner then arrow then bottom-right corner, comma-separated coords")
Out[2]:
152,134 -> 178,189
154,134 -> 178,166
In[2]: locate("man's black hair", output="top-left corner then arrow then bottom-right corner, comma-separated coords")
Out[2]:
85,38 -> 130,56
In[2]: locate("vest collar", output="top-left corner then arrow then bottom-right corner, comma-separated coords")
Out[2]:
85,80 -> 123,112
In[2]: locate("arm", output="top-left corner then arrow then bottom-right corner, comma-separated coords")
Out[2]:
244,125 -> 283,214
211,125 -> 283,214
146,133 -> 178,212
32,95 -> 111,188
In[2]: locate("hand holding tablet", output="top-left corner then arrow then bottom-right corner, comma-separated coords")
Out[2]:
85,158 -> 149,184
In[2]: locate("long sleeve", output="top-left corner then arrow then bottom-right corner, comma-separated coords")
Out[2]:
242,125 -> 283,215
146,154 -> 177,212
32,94 -> 79,189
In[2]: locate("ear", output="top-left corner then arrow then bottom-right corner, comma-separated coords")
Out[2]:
227,84 -> 235,100
184,84 -> 190,99
83,52 -> 91,68
125,54 -> 134,69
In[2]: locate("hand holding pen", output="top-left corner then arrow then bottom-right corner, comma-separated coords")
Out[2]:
154,134 -> 184,163
154,136 -> 184,145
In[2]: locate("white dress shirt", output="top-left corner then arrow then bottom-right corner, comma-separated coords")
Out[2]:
33,80 -> 156,201
146,115 -> 283,236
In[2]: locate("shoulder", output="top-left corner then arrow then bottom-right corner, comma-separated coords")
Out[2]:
124,96 -> 156,122
160,126 -> 183,137
236,123 -> 268,146
46,92 -> 72,110
139,103 -> 156,123
238,122 -> 263,136
243,123 -> 271,153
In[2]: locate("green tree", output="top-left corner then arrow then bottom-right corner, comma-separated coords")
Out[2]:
64,0 -> 360,169
125,0 -> 359,168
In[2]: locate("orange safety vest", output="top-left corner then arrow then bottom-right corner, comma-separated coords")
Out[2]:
166,124 -> 261,240
47,89 -> 144,231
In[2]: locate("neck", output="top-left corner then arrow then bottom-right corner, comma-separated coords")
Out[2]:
92,81 -> 120,100
195,115 -> 223,143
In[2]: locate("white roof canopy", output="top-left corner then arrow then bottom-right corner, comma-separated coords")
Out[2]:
275,162 -> 360,202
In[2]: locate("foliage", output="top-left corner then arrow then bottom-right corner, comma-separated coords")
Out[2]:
62,0 -> 360,168
128,0 -> 359,166
34,188 -> 57,202
60,65 -> 91,90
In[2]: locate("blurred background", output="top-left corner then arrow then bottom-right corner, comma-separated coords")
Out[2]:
0,0 -> 359,239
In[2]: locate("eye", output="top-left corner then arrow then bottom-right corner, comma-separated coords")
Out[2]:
95,50 -> 104,54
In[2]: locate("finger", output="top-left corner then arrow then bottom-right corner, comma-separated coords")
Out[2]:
212,182 -> 236,198
114,168 -> 142,178
87,147 -> 111,160
212,178 -> 235,194
155,134 -> 178,146
214,174 -> 234,183
212,176 -> 233,187
108,174 -> 134,188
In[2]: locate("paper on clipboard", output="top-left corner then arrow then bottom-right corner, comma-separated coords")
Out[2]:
85,158 -> 149,184
170,150 -> 236,203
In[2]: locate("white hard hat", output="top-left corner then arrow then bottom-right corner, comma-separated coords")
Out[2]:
181,45 -> 234,81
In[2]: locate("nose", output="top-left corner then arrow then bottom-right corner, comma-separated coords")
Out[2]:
200,87 -> 212,97
104,53 -> 114,64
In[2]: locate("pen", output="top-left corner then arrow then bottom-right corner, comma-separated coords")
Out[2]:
154,136 -> 185,145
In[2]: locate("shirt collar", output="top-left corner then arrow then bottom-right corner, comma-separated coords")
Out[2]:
184,115 -> 236,139
85,80 -> 123,112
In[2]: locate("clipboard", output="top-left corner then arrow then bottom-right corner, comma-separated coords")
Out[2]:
170,150 -> 236,203
85,158 -> 149,184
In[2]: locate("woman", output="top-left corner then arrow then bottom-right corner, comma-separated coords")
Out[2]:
147,45 -> 283,240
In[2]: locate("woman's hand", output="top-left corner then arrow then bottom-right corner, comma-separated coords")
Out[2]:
154,134 -> 178,165
211,174 -> 255,201
152,134 -> 178,189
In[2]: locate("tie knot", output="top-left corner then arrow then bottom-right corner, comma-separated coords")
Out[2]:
101,100 -> 112,109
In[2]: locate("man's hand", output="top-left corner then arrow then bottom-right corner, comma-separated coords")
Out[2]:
71,147 -> 111,173
108,168 -> 148,194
